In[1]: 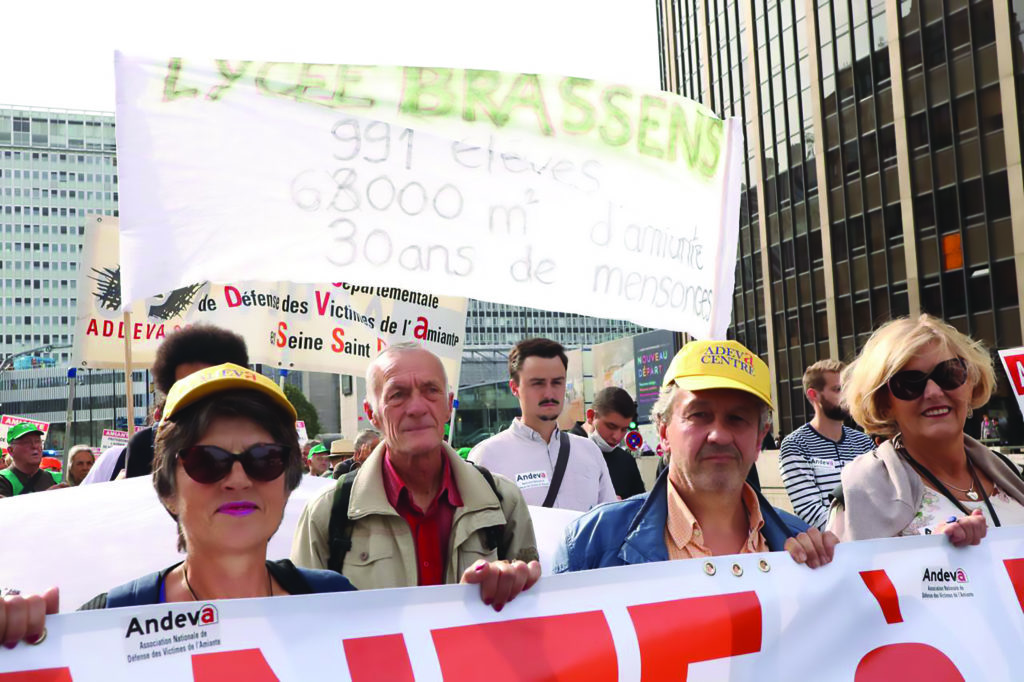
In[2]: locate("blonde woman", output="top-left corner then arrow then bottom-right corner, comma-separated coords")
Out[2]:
829,315 -> 1024,544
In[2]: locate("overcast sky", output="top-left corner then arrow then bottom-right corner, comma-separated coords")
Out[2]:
3,0 -> 661,113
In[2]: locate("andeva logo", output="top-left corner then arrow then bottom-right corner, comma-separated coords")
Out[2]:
921,568 -> 968,583
125,604 -> 219,638
700,345 -> 755,376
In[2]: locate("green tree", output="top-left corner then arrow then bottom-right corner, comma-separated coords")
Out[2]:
283,383 -> 323,439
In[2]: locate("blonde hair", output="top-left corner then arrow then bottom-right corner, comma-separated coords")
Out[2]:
841,315 -> 995,436
802,359 -> 845,393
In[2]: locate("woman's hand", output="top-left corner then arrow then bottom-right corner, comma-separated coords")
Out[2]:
1,587 -> 58,648
937,509 -> 987,547
784,528 -> 839,569
460,559 -> 542,612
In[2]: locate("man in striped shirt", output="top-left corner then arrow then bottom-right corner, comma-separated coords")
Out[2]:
779,360 -> 874,530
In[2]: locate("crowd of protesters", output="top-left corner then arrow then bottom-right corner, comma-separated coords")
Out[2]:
3,314 -> 1023,649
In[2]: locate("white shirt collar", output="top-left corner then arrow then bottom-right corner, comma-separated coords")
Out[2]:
510,417 -> 561,445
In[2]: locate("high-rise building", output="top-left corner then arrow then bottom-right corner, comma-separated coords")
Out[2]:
657,0 -> 1024,437
0,106 -> 148,442
0,106 -> 118,366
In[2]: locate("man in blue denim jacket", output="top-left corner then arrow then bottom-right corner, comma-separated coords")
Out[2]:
553,340 -> 839,573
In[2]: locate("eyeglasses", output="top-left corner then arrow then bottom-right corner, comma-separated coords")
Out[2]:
887,357 -> 968,401
177,444 -> 290,484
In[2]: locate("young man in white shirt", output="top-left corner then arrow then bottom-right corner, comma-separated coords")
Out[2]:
470,338 -> 616,511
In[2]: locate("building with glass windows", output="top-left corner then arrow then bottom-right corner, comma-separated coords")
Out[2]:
460,300 -> 646,385
0,106 -> 149,443
0,106 -> 118,366
657,0 -> 1024,439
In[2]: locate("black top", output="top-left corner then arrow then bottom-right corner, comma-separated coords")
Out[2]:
79,559 -> 354,610
603,446 -> 647,498
110,425 -> 157,480
0,467 -> 59,496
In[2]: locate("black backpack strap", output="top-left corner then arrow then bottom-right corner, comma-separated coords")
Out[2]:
326,471 -> 358,575
466,461 -> 506,559
542,432 -> 571,508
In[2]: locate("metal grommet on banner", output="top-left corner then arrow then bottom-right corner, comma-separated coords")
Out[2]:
703,561 -> 716,576
731,563 -> 743,577
758,559 -> 770,573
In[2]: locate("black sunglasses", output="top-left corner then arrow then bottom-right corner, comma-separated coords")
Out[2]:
177,444 -> 290,484
887,357 -> 968,401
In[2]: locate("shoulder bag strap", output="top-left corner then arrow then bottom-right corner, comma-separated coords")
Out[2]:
542,432 -> 571,508
327,471 -> 358,574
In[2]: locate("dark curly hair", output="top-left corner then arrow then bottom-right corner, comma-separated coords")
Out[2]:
153,389 -> 302,552
152,324 -> 249,395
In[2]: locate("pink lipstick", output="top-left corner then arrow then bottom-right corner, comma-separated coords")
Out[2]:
218,502 -> 257,516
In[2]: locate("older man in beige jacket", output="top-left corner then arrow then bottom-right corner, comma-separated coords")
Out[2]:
291,343 -> 539,610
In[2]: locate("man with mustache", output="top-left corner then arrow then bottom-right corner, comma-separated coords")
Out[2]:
780,359 -> 875,530
552,340 -> 837,572
470,338 -> 616,511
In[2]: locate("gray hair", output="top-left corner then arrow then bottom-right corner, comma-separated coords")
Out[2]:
354,428 -> 382,450
364,342 -> 449,411
67,444 -> 94,461
651,383 -> 772,433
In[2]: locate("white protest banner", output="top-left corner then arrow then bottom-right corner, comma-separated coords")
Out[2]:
0,476 -> 580,611
999,347 -> 1024,417
295,421 -> 308,445
2,529 -> 1023,681
114,55 -> 743,338
72,217 -> 467,382
0,415 -> 49,452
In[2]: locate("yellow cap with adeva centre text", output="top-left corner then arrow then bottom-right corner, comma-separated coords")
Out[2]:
162,363 -> 297,422
662,340 -> 772,409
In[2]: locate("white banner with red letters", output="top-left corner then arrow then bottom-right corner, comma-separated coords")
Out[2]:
72,216 -> 467,383
1,526 -> 1022,680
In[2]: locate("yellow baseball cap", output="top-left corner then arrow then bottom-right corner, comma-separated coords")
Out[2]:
662,340 -> 772,409
162,363 -> 297,421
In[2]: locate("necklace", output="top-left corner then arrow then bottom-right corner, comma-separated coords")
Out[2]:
183,563 -> 273,601
932,475 -> 979,500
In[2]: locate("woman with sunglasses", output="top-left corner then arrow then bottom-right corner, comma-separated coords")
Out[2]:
1,364 -> 354,646
78,363 -> 356,608
829,315 -> 1024,544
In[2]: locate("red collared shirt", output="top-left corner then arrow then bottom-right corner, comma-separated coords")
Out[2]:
382,449 -> 464,586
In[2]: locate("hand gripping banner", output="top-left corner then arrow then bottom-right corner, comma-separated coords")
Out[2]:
2,528 -> 1023,680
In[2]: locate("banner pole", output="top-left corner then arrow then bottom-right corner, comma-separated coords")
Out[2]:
61,367 -> 77,474
122,311 -> 134,467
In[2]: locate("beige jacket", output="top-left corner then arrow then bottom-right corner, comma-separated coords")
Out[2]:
828,435 -> 1024,541
290,442 -> 539,590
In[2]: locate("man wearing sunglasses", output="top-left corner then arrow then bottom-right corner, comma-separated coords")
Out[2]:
779,360 -> 875,531
292,343 -> 541,611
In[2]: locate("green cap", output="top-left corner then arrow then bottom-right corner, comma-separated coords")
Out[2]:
7,422 -> 44,442
307,443 -> 327,459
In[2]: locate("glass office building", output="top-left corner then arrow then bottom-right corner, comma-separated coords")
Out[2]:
658,0 -> 1024,437
0,106 -> 145,441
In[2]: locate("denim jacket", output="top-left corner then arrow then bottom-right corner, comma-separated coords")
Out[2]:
552,469 -> 808,573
